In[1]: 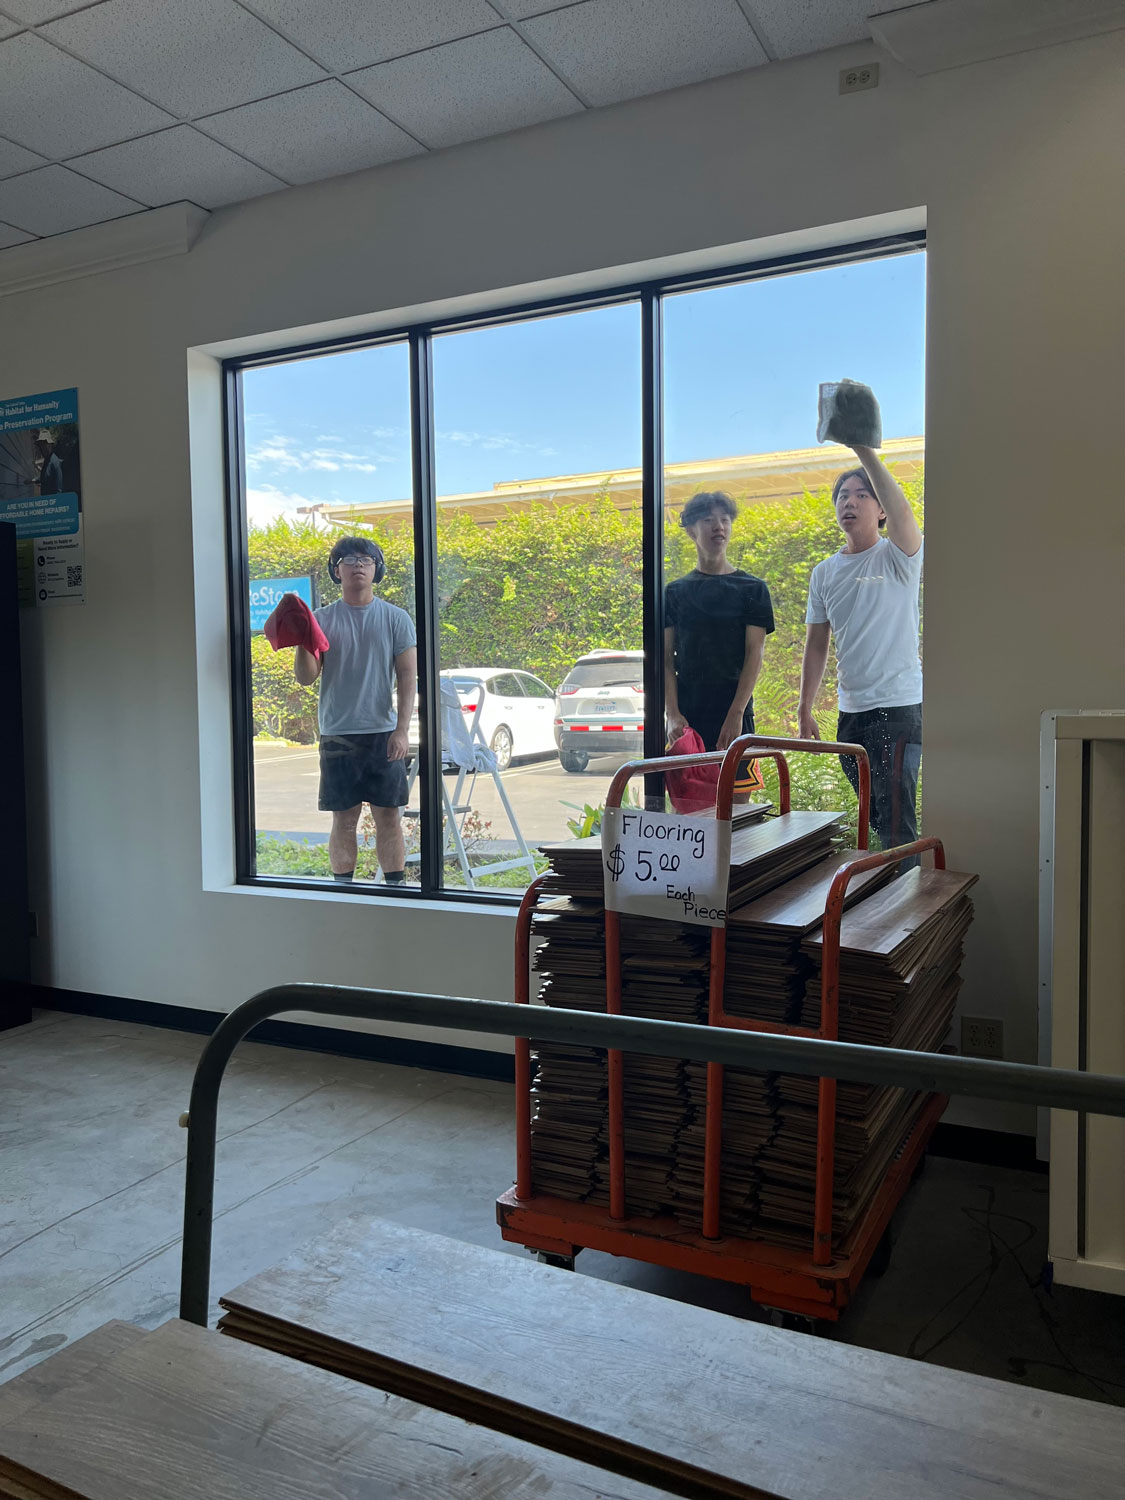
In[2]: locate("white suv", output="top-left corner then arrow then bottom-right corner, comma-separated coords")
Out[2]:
554,650 -> 645,773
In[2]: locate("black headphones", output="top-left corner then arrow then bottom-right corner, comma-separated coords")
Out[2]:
329,541 -> 386,586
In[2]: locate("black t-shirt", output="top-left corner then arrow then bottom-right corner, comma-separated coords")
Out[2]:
665,570 -> 775,686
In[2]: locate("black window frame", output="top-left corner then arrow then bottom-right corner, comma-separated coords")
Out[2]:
226,229 -> 925,905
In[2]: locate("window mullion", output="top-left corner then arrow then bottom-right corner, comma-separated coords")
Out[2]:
641,289 -> 665,809
409,332 -> 443,893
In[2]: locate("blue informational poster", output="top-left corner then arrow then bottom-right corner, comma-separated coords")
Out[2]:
0,387 -> 83,608
249,576 -> 315,632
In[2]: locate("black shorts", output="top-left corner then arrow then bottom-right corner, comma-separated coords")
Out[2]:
317,733 -> 409,812
676,683 -> 764,793
677,681 -> 755,752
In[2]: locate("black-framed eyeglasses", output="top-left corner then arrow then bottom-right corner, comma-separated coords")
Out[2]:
338,553 -> 375,566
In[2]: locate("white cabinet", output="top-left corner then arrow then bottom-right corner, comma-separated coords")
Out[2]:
1041,711 -> 1125,1295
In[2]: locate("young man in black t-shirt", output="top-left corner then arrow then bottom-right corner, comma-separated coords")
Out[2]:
664,491 -> 774,790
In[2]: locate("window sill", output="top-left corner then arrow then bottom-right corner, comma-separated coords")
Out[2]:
217,878 -> 519,919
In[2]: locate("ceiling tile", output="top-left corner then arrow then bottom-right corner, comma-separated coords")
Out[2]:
0,162 -> 142,235
521,0 -> 767,108
246,0 -> 502,72
43,0 -> 326,117
0,15 -> 23,42
0,33 -> 173,156
347,29 -> 581,150
197,79 -> 424,185
0,1 -> 88,22
0,219 -> 36,248
70,124 -> 284,209
743,0 -> 875,60
0,134 -> 47,179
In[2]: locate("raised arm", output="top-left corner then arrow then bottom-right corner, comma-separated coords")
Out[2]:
388,646 -> 417,762
798,622 -> 831,740
852,444 -> 921,557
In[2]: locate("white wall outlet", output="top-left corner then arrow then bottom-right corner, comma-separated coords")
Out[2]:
840,62 -> 880,95
961,1016 -> 1004,1059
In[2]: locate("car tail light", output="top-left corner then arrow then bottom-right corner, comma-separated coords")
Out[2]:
558,685 -> 578,695
461,702 -> 477,712
630,683 -> 643,693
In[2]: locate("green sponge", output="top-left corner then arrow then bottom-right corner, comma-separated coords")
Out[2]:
817,380 -> 882,448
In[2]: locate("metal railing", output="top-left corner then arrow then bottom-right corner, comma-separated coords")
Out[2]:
180,984 -> 1125,1325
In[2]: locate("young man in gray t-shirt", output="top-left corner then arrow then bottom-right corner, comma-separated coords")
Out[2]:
294,536 -> 417,884
798,420 -> 923,848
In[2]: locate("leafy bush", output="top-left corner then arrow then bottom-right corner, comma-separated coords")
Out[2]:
247,473 -> 923,752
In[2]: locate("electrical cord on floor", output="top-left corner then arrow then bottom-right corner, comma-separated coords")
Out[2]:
904,1185 -> 1123,1404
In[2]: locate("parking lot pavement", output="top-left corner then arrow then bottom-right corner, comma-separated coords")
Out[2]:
252,743 -> 633,846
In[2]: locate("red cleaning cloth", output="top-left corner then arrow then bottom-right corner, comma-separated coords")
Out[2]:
665,726 -> 720,815
263,594 -> 330,658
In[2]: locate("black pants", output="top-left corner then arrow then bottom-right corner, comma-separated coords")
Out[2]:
836,704 -> 922,850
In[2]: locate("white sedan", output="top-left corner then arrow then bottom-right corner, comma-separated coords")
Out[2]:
407,668 -> 558,770
443,669 -> 557,769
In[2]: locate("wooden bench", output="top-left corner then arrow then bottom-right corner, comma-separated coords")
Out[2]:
216,1214 -> 1125,1500
0,1319 -> 678,1500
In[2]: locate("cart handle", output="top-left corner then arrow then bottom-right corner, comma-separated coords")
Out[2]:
607,746 -> 792,818
810,836 -> 947,1265
606,735 -> 871,850
514,875 -> 550,1200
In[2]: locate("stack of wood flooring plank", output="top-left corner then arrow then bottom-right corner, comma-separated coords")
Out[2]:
754,869 -> 978,1248
530,812 -> 844,1215
670,851 -> 896,1234
214,1215 -> 1125,1500
723,849 -> 896,1025
530,809 -> 977,1246
0,1315 -> 678,1500
537,808 -> 841,906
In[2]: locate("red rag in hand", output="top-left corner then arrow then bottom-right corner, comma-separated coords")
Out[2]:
665,726 -> 720,815
263,594 -> 330,658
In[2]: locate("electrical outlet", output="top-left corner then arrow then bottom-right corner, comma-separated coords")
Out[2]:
961,1016 -> 1004,1059
839,62 -> 879,95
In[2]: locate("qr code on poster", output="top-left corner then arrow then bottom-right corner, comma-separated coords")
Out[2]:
66,565 -> 83,589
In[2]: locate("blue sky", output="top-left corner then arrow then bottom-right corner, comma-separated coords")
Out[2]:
243,251 -> 925,527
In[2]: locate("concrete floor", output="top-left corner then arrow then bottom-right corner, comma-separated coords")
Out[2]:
3,1010 -> 1123,1407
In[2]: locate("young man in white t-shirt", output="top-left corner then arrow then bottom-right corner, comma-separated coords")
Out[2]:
293,536 -> 417,884
797,440 -> 923,848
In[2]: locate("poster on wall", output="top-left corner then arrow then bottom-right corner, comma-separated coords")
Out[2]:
0,387 -> 84,608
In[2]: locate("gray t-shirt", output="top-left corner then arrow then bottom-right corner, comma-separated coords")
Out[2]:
806,536 -> 923,713
313,596 -> 416,735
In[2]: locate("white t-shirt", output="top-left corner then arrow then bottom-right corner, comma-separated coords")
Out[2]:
805,536 -> 923,714
313,597 -> 416,735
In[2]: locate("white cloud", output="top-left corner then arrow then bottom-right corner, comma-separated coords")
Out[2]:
246,434 -> 383,476
246,483 -> 318,528
438,429 -> 557,458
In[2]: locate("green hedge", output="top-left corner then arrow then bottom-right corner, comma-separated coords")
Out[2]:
247,474 -> 923,759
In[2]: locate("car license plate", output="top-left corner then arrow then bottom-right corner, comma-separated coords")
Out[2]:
592,703 -> 617,713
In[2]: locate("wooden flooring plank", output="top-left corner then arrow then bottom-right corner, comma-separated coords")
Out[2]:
0,1324 -> 144,1431
804,868 -> 978,957
0,1318 -> 682,1500
727,849 -> 891,934
219,1216 -> 1125,1500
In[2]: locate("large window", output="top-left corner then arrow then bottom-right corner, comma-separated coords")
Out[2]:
229,237 -> 925,899
663,255 -> 926,837
431,305 -> 641,890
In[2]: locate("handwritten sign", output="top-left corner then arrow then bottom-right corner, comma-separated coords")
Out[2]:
602,806 -> 732,927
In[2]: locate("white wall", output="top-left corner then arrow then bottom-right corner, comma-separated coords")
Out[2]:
7,35 -> 1124,1123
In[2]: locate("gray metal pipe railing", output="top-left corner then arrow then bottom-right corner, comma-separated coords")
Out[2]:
179,983 -> 1125,1325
